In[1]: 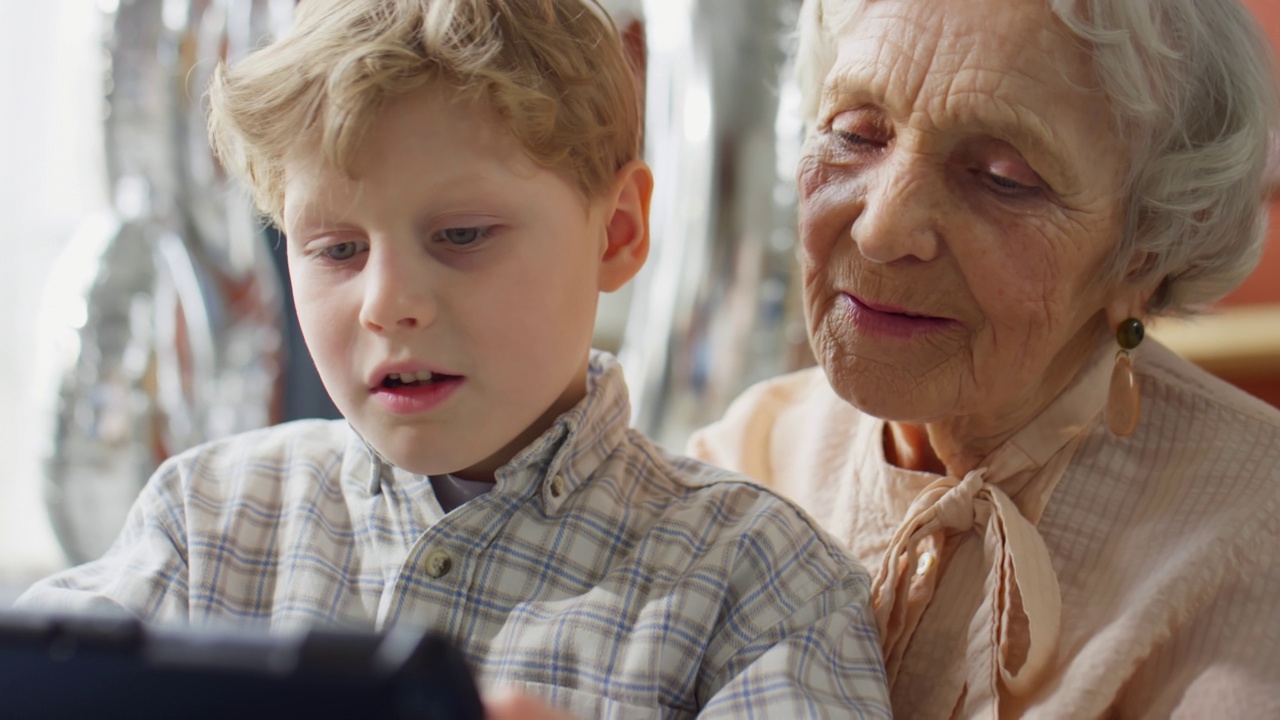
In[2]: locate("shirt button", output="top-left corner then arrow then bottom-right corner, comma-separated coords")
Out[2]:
916,552 -> 936,577
549,474 -> 567,498
425,550 -> 453,578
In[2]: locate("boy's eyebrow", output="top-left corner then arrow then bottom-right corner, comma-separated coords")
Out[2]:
283,205 -> 345,239
283,179 -> 368,234
282,203 -> 320,233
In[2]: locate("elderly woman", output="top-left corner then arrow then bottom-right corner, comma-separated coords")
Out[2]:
690,0 -> 1280,717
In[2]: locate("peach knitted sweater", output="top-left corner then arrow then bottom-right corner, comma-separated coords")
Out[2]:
690,340 -> 1280,718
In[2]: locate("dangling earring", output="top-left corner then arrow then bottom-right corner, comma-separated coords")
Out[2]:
1107,318 -> 1144,436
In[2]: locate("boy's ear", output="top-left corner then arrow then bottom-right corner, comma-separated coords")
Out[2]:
598,160 -> 653,293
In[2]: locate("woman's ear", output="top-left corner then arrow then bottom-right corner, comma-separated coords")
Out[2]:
1104,250 -> 1161,327
598,160 -> 653,293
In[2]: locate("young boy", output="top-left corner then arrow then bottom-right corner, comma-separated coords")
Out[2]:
19,0 -> 889,716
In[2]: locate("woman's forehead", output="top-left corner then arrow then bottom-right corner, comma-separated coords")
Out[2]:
825,0 -> 1097,109
820,0 -> 1123,192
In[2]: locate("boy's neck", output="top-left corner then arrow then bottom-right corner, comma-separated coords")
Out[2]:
450,359 -> 591,482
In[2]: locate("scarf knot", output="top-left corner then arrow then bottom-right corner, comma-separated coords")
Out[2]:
872,465 -> 1061,717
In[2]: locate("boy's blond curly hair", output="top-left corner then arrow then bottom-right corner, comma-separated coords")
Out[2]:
207,0 -> 641,226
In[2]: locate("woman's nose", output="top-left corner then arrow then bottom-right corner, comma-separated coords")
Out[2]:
358,254 -> 437,333
851,157 -> 942,264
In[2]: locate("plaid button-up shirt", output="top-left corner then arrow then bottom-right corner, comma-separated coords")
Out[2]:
19,353 -> 890,718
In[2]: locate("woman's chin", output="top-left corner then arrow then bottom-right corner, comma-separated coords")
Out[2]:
817,353 -> 948,420
827,377 -> 940,423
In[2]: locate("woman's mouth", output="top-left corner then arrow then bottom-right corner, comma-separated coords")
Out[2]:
841,292 -> 957,339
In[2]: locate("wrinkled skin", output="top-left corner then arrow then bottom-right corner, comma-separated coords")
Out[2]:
799,0 -> 1153,474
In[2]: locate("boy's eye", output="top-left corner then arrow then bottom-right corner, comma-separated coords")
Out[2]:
438,227 -> 487,246
321,242 -> 362,261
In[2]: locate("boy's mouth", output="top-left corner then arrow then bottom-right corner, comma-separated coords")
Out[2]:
370,369 -> 465,414
380,371 -> 460,389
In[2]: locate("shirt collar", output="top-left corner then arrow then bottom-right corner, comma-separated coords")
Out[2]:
345,349 -> 631,502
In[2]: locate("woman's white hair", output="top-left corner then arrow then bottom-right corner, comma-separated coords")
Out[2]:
796,0 -> 1280,315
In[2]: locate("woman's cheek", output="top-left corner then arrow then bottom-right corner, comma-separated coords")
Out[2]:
1009,226 -> 1077,307
797,203 -> 827,269
797,152 -> 829,202
800,174 -> 864,264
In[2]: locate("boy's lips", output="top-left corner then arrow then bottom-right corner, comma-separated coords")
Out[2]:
366,361 -> 462,391
371,375 -> 464,415
367,362 -> 466,415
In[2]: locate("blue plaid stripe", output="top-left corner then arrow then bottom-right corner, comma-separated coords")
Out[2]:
19,352 -> 890,718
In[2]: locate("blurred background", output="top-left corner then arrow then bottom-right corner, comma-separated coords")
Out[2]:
0,0 -> 109,600
1,0 -> 1278,603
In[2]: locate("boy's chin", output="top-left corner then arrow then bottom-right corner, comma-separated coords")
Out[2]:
349,413 -> 527,481
368,436 -> 496,480
380,448 -> 460,478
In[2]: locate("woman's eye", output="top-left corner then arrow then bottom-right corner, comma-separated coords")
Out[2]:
828,110 -> 891,151
974,153 -> 1045,198
439,227 -> 487,246
980,171 -> 1043,198
988,173 -> 1026,190
837,131 -> 882,147
832,127 -> 891,153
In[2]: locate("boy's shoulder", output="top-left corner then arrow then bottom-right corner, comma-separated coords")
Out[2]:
155,418 -> 358,493
596,427 -> 860,571
168,418 -> 351,463
609,421 -> 801,500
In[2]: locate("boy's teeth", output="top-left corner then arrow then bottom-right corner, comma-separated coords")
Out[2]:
386,371 -> 435,384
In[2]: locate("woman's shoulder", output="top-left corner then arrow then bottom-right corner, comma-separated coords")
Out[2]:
687,367 -> 875,484
1065,340 -> 1280,527
1139,339 -> 1280,433
719,366 -> 838,415
1046,344 -> 1280,704
1135,342 -> 1280,480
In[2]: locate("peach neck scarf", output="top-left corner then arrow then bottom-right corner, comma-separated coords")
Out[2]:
870,343 -> 1111,718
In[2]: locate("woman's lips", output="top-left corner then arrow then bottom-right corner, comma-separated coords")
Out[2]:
840,292 -> 957,339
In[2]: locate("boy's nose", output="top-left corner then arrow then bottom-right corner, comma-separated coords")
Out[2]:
358,259 -> 437,332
